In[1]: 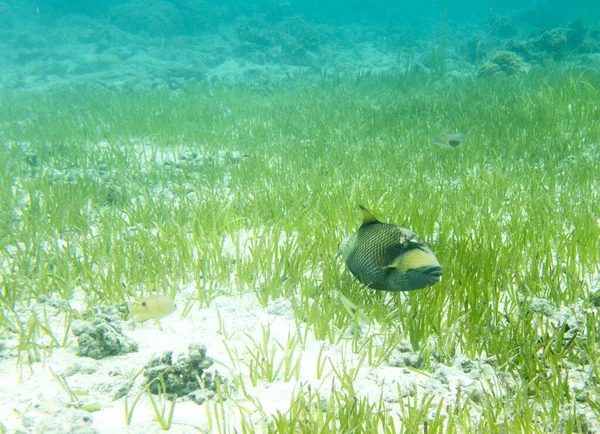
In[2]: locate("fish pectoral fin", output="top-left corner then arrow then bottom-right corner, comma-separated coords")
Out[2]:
383,255 -> 405,270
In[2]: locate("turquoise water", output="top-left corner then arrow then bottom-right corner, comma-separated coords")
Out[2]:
1,0 -> 599,91
1,1 -> 600,432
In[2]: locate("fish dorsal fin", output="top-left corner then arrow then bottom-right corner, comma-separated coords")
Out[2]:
358,205 -> 379,227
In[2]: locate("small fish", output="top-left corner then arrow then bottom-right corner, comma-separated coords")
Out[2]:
339,205 -> 442,292
126,295 -> 176,323
431,132 -> 467,148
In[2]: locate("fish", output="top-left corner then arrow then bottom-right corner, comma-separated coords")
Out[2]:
339,205 -> 442,292
126,295 -> 176,323
431,132 -> 467,148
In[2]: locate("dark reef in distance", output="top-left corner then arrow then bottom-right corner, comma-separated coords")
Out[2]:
0,0 -> 599,91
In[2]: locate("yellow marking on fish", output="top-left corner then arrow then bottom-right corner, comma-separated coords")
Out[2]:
388,248 -> 441,272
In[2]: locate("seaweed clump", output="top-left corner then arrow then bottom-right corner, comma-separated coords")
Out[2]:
144,343 -> 227,404
530,28 -> 567,59
565,20 -> 588,50
110,0 -> 184,38
170,0 -> 221,34
110,0 -> 222,37
72,312 -> 138,360
235,15 -> 320,66
478,50 -> 528,77
489,14 -> 517,38
504,21 -> 595,62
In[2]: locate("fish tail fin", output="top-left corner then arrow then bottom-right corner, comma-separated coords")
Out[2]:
125,305 -> 135,321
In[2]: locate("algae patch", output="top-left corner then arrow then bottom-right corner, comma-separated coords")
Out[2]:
143,343 -> 227,404
72,312 -> 138,360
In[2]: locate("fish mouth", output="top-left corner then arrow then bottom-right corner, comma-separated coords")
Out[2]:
422,266 -> 443,278
397,265 -> 443,291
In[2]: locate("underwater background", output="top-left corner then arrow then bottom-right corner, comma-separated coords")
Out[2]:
1,0 -> 600,91
1,0 -> 600,433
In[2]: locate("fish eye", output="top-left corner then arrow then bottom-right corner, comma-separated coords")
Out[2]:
141,301 -> 147,306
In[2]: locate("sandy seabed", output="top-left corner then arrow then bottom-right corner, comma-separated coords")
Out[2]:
0,277 -> 515,433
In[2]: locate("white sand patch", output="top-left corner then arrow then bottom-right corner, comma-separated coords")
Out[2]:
0,282 -> 513,433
